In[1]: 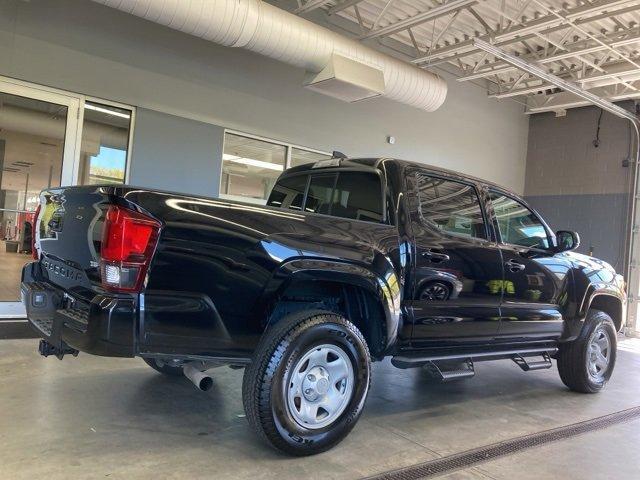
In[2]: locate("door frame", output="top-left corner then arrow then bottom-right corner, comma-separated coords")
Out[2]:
407,169 -> 503,345
0,77 -> 137,319
0,76 -> 82,185
0,77 -> 82,318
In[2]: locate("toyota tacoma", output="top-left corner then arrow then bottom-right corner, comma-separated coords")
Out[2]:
22,157 -> 625,455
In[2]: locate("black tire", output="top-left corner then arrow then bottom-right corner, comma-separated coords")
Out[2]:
242,310 -> 371,456
143,357 -> 184,377
557,309 -> 617,393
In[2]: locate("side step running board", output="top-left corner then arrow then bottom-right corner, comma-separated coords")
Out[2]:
426,359 -> 475,382
512,352 -> 552,371
392,347 -> 557,369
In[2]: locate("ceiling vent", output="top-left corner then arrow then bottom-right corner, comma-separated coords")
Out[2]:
92,0 -> 447,112
304,55 -> 385,103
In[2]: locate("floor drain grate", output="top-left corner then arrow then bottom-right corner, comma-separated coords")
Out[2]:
363,405 -> 640,480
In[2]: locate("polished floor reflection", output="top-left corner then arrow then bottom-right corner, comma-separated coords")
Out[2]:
1,338 -> 639,479
0,241 -> 31,301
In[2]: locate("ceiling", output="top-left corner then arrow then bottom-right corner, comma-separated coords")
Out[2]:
282,0 -> 640,114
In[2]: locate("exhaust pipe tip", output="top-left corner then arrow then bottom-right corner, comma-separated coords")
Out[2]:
183,363 -> 214,391
198,376 -> 214,392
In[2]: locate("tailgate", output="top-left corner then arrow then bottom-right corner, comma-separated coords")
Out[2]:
35,186 -> 113,298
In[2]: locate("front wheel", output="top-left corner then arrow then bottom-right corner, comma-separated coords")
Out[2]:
242,310 -> 371,456
557,309 -> 617,393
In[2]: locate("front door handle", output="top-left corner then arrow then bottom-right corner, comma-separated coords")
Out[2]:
506,259 -> 526,272
422,250 -> 450,263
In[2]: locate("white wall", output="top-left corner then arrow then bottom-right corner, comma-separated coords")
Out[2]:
0,0 -> 529,193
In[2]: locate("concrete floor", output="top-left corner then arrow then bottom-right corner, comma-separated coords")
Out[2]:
1,337 -> 639,480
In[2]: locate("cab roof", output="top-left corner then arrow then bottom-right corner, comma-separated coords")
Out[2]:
283,157 -> 517,196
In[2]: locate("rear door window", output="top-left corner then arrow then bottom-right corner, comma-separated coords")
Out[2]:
417,174 -> 487,240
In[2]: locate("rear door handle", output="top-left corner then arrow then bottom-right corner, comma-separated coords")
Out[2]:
506,259 -> 526,272
422,250 -> 450,263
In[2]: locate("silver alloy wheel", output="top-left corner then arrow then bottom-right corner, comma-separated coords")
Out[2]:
587,326 -> 611,382
286,344 -> 355,430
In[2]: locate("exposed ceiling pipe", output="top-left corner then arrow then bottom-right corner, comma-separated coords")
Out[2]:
91,0 -> 447,112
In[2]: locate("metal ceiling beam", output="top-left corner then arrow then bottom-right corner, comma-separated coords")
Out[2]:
491,61 -> 640,99
458,30 -> 640,82
525,85 -> 640,113
466,6 -> 494,34
473,38 -> 637,121
294,0 -> 333,14
532,0 -> 640,72
358,0 -> 477,40
412,0 -> 638,64
423,4 -> 640,68
328,0 -> 366,15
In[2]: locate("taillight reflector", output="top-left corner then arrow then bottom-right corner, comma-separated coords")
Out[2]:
100,205 -> 160,292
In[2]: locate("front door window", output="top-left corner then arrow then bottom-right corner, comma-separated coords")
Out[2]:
489,192 -> 550,249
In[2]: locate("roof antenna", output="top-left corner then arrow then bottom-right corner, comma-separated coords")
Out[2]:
332,151 -> 347,159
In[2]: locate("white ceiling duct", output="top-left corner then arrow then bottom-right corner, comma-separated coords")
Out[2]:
91,0 -> 447,112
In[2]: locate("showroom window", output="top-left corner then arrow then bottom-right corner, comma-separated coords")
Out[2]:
290,147 -> 331,168
220,132 -> 331,203
78,101 -> 133,185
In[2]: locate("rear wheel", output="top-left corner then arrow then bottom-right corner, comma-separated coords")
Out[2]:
242,310 -> 371,456
143,357 -> 184,377
557,309 -> 617,393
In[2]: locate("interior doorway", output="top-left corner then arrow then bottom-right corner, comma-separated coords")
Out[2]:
0,79 -> 80,318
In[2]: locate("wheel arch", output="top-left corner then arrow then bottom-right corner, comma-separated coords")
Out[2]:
587,294 -> 624,332
261,259 -> 401,359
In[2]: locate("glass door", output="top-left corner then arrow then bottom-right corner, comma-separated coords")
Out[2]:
0,79 -> 80,318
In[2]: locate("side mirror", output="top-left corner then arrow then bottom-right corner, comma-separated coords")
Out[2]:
556,230 -> 580,252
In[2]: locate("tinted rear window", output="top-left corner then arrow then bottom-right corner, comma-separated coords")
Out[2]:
266,174 -> 307,211
305,174 -> 337,215
268,171 -> 384,223
417,174 -> 486,239
331,172 -> 383,222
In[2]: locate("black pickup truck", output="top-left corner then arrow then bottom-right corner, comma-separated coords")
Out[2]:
22,157 -> 625,455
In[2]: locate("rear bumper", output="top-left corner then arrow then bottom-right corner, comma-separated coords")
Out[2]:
21,262 -> 136,357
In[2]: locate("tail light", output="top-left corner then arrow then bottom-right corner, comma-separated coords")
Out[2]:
100,205 -> 161,293
32,204 -> 41,260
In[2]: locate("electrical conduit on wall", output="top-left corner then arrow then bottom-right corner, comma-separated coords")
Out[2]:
90,0 -> 447,112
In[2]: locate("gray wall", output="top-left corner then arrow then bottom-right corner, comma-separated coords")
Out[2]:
0,0 -> 529,194
524,105 -> 635,272
129,109 -> 224,197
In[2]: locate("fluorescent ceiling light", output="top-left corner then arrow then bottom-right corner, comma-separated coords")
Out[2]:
84,103 -> 131,119
223,154 -> 283,171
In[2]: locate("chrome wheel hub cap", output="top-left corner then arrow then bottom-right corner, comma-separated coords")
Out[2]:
287,344 -> 354,430
587,327 -> 611,382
